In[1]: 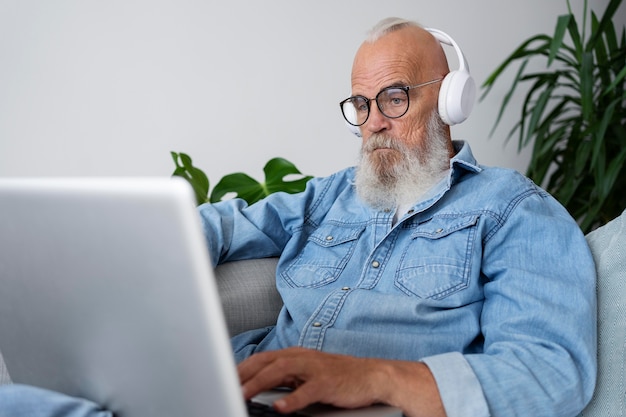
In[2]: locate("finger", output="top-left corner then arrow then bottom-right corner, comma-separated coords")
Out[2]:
272,382 -> 321,414
239,353 -> 303,400
238,347 -> 312,384
237,351 -> 277,384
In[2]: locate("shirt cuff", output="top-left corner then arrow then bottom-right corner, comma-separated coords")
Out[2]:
422,352 -> 490,417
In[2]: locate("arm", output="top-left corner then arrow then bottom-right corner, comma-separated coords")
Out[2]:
428,190 -> 597,416
197,172 -> 342,266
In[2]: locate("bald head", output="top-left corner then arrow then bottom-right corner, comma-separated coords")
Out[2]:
352,19 -> 449,90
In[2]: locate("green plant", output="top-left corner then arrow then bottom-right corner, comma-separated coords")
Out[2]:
171,152 -> 313,206
482,0 -> 626,232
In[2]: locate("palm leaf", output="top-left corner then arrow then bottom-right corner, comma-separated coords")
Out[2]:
482,0 -> 626,232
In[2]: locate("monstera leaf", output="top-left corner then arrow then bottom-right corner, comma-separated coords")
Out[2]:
171,152 -> 312,206
171,152 -> 211,205
210,157 -> 313,204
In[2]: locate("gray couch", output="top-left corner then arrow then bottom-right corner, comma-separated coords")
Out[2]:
1,210 -> 625,416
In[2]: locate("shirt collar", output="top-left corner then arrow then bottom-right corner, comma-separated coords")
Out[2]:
446,140 -> 482,187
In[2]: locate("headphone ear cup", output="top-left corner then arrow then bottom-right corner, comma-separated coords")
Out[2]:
346,121 -> 362,138
438,70 -> 476,125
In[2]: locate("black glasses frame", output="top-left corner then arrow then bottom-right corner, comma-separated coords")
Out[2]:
339,78 -> 443,127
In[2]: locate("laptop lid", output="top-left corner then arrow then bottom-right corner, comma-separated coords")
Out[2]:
0,177 -> 402,417
0,177 -> 247,417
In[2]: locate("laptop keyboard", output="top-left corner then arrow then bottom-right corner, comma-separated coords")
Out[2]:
247,400 -> 308,417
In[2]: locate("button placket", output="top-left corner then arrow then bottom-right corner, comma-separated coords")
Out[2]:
299,289 -> 351,349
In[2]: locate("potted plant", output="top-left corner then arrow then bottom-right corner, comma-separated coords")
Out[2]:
481,0 -> 625,232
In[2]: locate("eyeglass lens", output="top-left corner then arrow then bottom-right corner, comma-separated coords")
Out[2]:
341,87 -> 409,126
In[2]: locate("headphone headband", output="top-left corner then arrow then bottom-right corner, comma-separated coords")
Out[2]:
424,28 -> 470,74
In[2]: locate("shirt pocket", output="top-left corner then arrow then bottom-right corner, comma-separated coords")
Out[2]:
395,214 -> 479,300
281,223 -> 365,288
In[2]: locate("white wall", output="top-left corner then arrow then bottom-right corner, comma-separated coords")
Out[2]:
0,0 -> 623,183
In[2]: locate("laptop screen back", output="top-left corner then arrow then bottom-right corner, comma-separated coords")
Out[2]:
0,178 -> 246,417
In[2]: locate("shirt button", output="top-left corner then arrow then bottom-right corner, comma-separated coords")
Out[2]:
371,260 -> 380,268
342,286 -> 350,291
436,228 -> 444,233
312,322 -> 322,327
325,235 -> 334,241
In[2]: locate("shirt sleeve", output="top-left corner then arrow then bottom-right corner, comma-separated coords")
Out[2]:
422,352 -> 490,417
425,189 -> 597,417
196,172 -> 342,266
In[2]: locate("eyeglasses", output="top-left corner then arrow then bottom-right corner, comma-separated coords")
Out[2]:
339,78 -> 443,127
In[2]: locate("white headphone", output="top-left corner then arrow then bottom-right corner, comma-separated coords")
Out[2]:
346,27 -> 475,137
426,28 -> 476,126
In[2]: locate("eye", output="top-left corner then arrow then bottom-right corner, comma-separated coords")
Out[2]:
351,97 -> 369,113
383,89 -> 408,107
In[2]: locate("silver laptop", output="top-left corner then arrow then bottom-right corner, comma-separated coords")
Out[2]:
0,177 -> 401,417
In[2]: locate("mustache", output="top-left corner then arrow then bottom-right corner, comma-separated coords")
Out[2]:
362,134 -> 405,154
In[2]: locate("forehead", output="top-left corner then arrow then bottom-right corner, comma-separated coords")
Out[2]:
351,30 -> 423,96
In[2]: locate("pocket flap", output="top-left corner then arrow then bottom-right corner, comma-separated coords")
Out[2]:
411,215 -> 479,239
309,223 -> 365,247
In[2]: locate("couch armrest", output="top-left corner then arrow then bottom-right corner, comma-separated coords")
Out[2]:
215,257 -> 282,337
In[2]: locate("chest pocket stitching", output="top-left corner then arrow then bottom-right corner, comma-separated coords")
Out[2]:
396,215 -> 479,300
281,224 -> 365,288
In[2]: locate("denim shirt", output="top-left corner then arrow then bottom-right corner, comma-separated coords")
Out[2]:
198,141 -> 597,417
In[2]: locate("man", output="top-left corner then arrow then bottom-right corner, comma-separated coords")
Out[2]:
0,17 -> 596,417
200,18 -> 597,417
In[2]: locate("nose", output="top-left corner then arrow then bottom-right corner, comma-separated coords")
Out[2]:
364,101 -> 391,135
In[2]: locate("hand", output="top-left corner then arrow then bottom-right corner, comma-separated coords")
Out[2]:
237,347 -> 446,417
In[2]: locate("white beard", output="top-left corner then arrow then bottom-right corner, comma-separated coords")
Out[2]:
354,112 -> 451,211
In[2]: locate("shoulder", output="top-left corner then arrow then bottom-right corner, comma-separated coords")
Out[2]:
447,165 -> 576,233
306,167 -> 355,188
256,167 -> 358,223
450,141 -> 547,207
471,165 -> 538,191
298,167 -> 356,203
451,165 -> 545,207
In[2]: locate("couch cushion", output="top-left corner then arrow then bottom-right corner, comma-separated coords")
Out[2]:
215,257 -> 282,337
580,209 -> 626,416
0,350 -> 9,385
